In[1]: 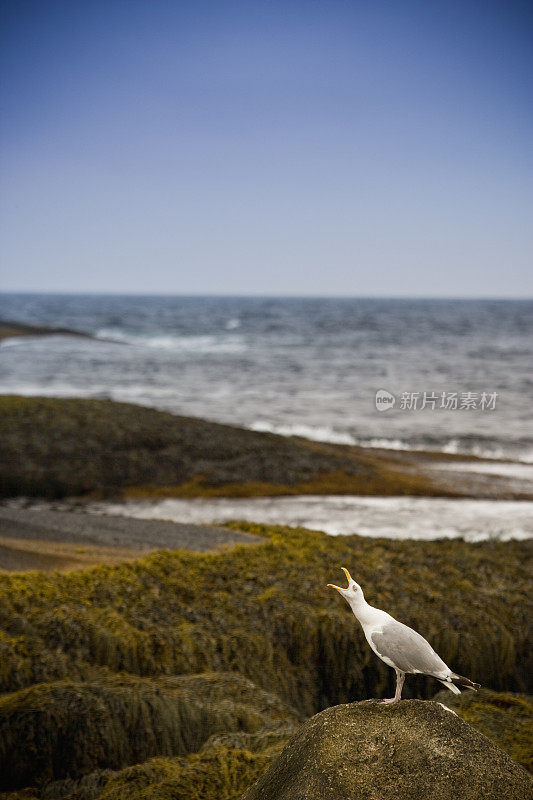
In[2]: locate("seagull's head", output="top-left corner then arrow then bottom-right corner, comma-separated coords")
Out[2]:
327,567 -> 364,603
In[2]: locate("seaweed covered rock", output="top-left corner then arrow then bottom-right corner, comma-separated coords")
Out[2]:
0,527 -> 531,798
0,396 -> 375,498
0,528 -> 529,710
243,700 -> 533,800
0,396 -> 459,499
1,730 -> 297,800
38,746 -> 280,800
0,672 -> 299,790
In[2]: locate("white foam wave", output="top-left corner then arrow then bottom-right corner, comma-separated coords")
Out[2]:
248,422 -> 532,462
0,338 -> 29,348
342,436 -> 521,460
0,385 -> 98,399
250,420 -> 357,445
432,461 -> 533,481
352,437 -> 414,451
90,496 -> 533,542
95,329 -> 247,354
357,439 -> 533,463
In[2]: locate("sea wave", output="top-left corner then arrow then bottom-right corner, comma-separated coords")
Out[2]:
248,421 -> 533,462
250,420 -> 357,445
0,384 -> 181,402
91,496 -> 533,542
94,329 -> 247,353
0,338 -> 30,348
433,461 -> 533,481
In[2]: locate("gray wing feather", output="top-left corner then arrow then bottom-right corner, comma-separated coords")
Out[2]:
371,620 -> 448,675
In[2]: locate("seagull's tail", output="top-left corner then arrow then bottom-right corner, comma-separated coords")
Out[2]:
451,673 -> 481,691
438,679 -> 461,694
437,673 -> 480,694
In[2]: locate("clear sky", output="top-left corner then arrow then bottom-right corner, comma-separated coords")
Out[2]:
1,0 -> 532,296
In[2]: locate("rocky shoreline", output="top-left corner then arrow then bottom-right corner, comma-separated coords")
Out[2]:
0,395 -> 531,799
0,318 -> 96,342
1,396 -> 531,501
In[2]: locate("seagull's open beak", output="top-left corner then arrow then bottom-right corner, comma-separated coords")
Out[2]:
327,566 -> 352,592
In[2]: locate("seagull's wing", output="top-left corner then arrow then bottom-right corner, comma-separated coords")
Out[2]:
371,620 -> 449,676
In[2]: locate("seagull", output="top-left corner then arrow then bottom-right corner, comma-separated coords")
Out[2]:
327,567 -> 480,703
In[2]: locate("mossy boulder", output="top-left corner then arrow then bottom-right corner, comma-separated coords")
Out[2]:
243,700 -> 533,800
434,688 -> 533,771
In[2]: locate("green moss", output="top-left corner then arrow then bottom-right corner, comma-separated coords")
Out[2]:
40,746 -> 283,800
0,525 -> 530,797
0,673 -> 299,789
0,527 -> 529,708
0,728 -> 294,799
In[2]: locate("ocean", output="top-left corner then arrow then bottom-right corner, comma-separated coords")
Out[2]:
2,293 -> 532,540
1,293 -> 531,462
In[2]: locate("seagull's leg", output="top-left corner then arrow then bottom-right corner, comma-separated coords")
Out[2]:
381,670 -> 405,704
395,670 -> 405,701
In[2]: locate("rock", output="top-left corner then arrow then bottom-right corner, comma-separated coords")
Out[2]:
243,700 -> 532,800
0,396 -> 482,501
0,673 -> 299,790
433,688 -> 533,772
0,319 -> 95,342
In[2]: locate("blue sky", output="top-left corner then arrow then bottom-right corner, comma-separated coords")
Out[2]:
1,0 -> 532,296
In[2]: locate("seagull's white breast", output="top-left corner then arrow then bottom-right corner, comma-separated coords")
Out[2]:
357,608 -> 395,664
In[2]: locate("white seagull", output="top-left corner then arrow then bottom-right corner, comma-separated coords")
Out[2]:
327,567 -> 480,703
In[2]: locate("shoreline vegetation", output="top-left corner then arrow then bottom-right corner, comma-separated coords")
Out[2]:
0,524 -> 531,798
1,396 -> 531,501
0,392 -> 531,797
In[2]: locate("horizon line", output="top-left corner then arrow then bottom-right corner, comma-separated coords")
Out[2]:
1,290 -> 532,302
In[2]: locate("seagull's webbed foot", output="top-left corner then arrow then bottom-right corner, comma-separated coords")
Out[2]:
380,697 -> 400,704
